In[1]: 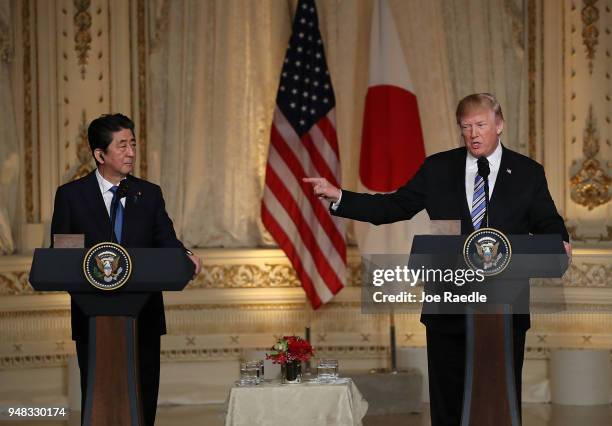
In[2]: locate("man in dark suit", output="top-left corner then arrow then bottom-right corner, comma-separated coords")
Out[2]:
50,113 -> 201,426
305,93 -> 570,426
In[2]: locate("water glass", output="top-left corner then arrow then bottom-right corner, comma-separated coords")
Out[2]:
239,361 -> 260,385
317,359 -> 339,382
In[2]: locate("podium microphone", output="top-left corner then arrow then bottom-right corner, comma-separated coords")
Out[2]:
477,157 -> 490,228
110,179 -> 129,243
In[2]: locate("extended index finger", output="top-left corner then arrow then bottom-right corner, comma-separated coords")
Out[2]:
302,177 -> 323,183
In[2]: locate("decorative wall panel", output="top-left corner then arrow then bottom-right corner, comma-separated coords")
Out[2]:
12,0 -> 142,250
564,0 -> 611,243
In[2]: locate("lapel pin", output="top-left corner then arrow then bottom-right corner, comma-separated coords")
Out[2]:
506,168 -> 512,174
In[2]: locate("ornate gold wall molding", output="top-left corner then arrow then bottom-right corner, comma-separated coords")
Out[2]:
22,0 -> 36,223
0,353 -> 68,369
524,347 -> 550,360
188,264 -> 302,289
314,345 -> 387,358
570,105 -> 611,210
187,261 -> 361,290
0,344 -> 388,368
567,261 -> 612,286
2,305 -> 612,368
0,271 -> 32,295
527,0 -> 538,160
0,309 -> 69,319
2,345 -> 609,369
137,0 -> 148,178
532,261 -> 612,287
69,110 -> 95,181
167,303 -> 308,311
581,0 -> 600,74
73,0 -> 92,79
567,224 -> 612,241
160,347 -> 242,362
0,13 -> 12,63
0,249 -> 609,296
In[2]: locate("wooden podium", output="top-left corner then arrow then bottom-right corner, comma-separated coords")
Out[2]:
411,234 -> 568,426
29,246 -> 194,426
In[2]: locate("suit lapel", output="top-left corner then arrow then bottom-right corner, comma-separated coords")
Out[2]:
121,175 -> 141,247
80,171 -> 112,241
488,145 -> 512,228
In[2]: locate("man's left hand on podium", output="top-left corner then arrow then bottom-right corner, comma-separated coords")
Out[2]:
186,251 -> 202,278
563,241 -> 572,262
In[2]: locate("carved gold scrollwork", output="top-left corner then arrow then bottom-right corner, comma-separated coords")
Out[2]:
188,261 -> 361,289
0,272 -> 33,295
570,105 -> 611,210
0,16 -> 13,63
137,0 -> 148,178
23,0 -> 34,223
567,224 -> 612,242
188,264 -> 299,289
581,0 -> 599,74
73,0 -> 92,79
69,111 -> 95,181
531,262 -> 612,287
527,0 -> 537,159
0,260 -> 361,295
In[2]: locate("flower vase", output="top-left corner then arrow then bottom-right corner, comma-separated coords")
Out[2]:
283,360 -> 302,384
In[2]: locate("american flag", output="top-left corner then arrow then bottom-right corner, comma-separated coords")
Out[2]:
261,0 -> 346,309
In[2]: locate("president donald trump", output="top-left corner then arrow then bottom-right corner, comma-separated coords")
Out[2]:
305,93 -> 571,426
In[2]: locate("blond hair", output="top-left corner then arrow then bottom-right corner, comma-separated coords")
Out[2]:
456,93 -> 504,124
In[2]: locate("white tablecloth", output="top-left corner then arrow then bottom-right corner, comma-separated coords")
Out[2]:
224,378 -> 369,426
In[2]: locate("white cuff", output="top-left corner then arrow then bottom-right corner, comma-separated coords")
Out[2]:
330,190 -> 343,210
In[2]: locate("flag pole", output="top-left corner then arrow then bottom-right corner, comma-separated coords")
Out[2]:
305,317 -> 312,374
389,309 -> 397,373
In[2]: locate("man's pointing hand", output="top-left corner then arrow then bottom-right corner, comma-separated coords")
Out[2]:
302,177 -> 341,203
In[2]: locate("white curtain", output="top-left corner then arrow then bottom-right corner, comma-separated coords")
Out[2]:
440,0 -> 528,153
147,0 -> 527,248
148,0 -> 293,247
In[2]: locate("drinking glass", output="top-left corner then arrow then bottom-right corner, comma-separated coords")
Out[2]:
317,359 -> 339,382
239,361 -> 260,385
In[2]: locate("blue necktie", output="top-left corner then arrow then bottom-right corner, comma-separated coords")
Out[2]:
109,186 -> 124,243
471,174 -> 486,230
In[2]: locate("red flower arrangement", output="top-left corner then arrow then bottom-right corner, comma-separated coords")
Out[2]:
266,335 -> 314,365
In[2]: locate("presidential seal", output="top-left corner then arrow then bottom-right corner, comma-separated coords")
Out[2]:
463,228 -> 512,276
83,242 -> 132,290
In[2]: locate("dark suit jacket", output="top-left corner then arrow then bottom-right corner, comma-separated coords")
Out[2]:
332,145 -> 569,332
50,170 -> 185,340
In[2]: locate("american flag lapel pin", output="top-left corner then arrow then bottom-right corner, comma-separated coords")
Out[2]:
506,168 -> 512,174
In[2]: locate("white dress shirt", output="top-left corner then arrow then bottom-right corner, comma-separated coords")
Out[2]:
95,168 -> 126,216
465,141 -> 502,213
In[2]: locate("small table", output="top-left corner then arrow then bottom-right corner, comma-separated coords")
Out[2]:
224,378 -> 369,426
